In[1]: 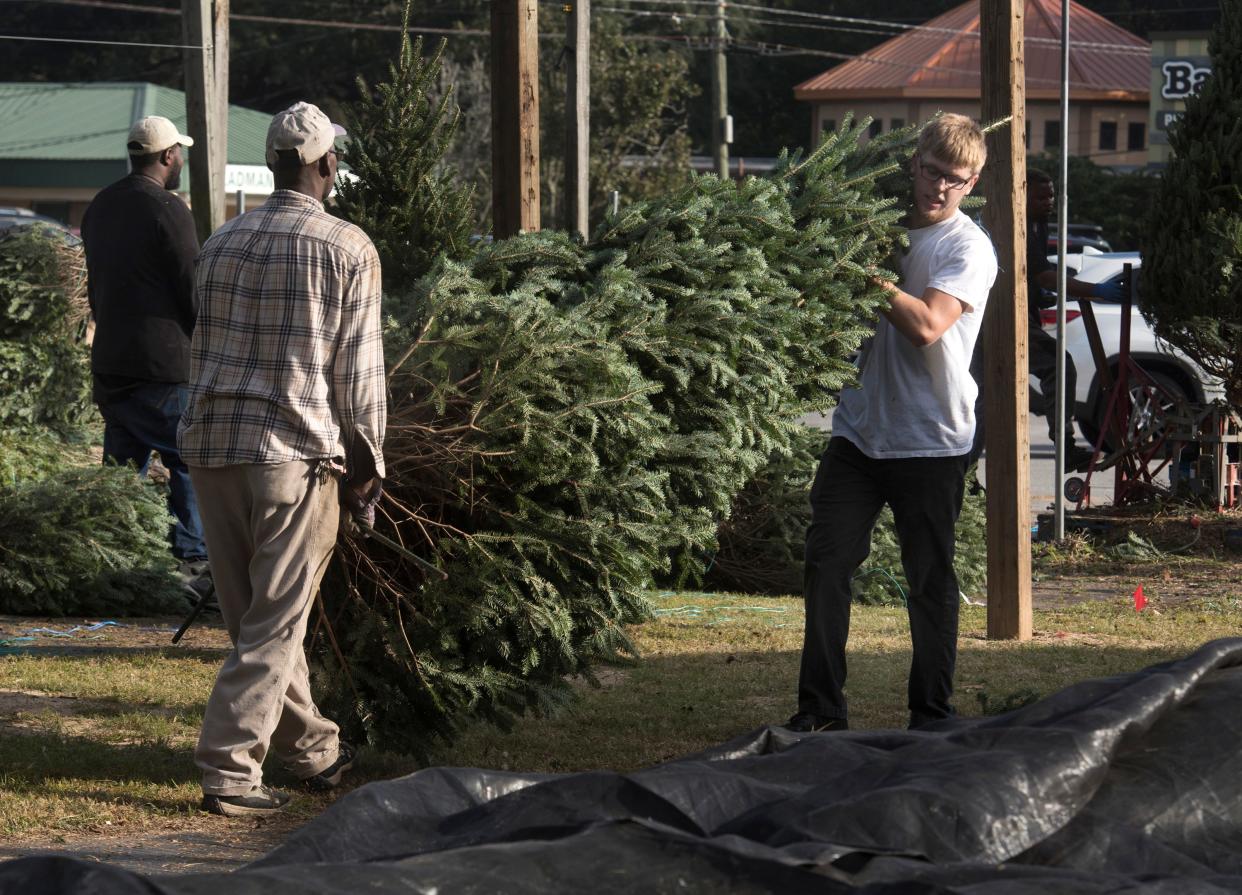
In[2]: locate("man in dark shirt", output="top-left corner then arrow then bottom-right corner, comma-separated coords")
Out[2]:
969,170 -> 1122,472
81,116 -> 207,570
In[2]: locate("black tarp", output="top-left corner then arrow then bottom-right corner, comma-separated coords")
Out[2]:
4,638 -> 1242,894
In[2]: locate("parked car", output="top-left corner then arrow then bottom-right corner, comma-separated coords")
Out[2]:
1046,223 -> 1112,254
0,207 -> 81,245
1039,250 -> 1225,449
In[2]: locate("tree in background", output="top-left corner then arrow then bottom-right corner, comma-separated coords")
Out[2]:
540,13 -> 698,224
1141,0 -> 1242,405
333,17 -> 476,287
1027,154 -> 1160,251
426,52 -> 494,230
428,11 -> 697,231
0,0 -> 1221,160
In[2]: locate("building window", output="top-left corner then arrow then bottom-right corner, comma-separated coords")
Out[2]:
890,118 -> 905,130
821,118 -> 836,135
1099,120 -> 1117,151
1128,121 -> 1146,151
868,119 -> 882,138
1045,120 -> 1061,149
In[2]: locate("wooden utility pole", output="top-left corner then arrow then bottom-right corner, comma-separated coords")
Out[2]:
710,0 -> 729,178
979,0 -> 1032,641
492,0 -> 541,237
564,0 -> 590,237
182,0 -> 229,242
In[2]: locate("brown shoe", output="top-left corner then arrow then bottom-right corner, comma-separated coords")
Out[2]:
201,784 -> 290,817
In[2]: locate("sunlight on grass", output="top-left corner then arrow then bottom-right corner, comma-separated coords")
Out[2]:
2,592 -> 1239,840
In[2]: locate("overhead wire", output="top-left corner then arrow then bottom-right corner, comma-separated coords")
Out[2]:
609,0 -> 1151,54
25,0 -> 489,37
0,32 -> 204,49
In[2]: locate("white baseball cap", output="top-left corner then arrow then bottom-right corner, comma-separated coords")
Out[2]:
265,101 -> 346,167
127,116 -> 194,155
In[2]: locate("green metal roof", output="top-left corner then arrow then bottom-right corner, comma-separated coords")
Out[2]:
0,82 -> 270,164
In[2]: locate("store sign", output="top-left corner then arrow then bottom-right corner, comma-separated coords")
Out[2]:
1160,60 -> 1211,100
1154,110 -> 1183,131
224,164 -> 275,195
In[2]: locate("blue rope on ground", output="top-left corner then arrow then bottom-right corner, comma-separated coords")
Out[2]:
648,593 -> 795,628
21,620 -> 121,637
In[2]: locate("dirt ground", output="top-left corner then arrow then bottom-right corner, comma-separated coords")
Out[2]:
1,508 -> 1238,876
0,613 -> 307,875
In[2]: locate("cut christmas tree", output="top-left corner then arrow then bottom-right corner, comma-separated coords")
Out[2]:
320,21 -> 922,753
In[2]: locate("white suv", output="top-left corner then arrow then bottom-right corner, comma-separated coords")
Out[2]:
1040,250 -> 1225,449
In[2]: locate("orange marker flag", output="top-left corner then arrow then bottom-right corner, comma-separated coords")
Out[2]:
1133,585 -> 1147,612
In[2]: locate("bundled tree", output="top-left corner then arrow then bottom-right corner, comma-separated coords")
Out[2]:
706,426 -> 820,596
1141,0 -> 1242,406
320,32 -> 909,752
0,464 -> 186,616
0,227 -> 93,434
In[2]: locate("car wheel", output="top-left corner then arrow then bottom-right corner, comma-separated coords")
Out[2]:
1083,368 -> 1190,455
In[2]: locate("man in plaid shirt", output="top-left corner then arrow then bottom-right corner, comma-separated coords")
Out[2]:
178,102 -> 385,816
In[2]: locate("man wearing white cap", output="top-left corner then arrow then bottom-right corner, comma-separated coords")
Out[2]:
179,102 -> 385,816
81,116 -> 208,577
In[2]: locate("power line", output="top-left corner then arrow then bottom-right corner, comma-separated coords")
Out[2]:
28,0 -> 489,37
0,32 -> 204,49
614,0 -> 1151,54
628,30 -> 1144,93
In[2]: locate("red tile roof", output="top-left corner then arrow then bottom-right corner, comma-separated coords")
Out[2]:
794,0 -> 1149,103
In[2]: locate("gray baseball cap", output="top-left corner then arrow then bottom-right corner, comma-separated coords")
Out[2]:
265,101 -> 346,167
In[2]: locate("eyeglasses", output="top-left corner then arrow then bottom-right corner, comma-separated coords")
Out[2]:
916,156 -> 973,191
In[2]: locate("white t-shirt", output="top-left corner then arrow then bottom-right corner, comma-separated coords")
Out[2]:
833,210 -> 998,458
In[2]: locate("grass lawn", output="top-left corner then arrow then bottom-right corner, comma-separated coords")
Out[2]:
1,586 -> 1239,852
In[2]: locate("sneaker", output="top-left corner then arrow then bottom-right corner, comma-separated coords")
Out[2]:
784,712 -> 849,733
201,784 -> 290,817
302,741 -> 356,792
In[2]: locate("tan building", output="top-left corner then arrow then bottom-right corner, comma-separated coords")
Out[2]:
0,82 -> 274,229
794,0 -> 1151,170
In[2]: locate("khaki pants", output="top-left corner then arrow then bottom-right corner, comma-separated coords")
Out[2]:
190,460 -> 341,796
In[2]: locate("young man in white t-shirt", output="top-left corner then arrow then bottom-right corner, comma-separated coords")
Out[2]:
789,114 -> 998,733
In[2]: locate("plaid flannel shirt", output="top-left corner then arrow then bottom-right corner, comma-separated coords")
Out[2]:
178,190 -> 386,478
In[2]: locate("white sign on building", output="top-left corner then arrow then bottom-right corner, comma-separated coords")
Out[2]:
224,164 -> 275,196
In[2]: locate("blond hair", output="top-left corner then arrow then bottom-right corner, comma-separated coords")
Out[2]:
916,113 -> 986,174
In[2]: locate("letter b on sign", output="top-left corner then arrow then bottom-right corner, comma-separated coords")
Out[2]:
1161,60 -> 1211,100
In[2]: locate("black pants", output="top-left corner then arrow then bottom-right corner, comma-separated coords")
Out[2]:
1028,325 -> 1077,441
969,325 -> 1078,462
798,436 -> 968,727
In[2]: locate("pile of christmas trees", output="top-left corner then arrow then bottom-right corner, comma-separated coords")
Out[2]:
316,28 -> 920,753
0,227 -> 184,616
0,226 -> 92,431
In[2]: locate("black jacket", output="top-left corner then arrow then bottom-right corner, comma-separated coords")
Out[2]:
1027,218 -> 1056,325
82,174 -> 199,388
